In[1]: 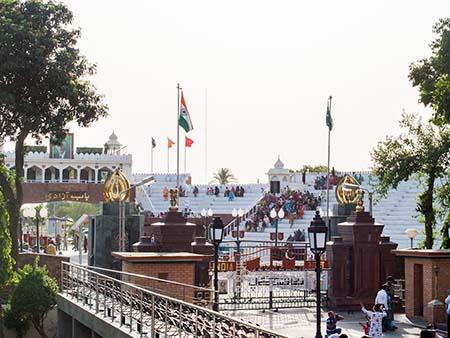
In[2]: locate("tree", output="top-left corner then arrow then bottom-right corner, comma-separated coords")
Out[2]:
299,164 -> 329,173
212,168 -> 236,185
0,177 -> 14,338
5,259 -> 58,338
0,0 -> 108,264
371,113 -> 450,249
51,201 -> 98,222
409,18 -> 450,126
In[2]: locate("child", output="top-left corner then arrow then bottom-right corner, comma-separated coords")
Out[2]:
361,303 -> 387,338
326,311 -> 344,337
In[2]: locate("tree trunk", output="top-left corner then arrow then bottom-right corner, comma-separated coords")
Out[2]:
440,212 -> 450,249
422,172 -> 436,249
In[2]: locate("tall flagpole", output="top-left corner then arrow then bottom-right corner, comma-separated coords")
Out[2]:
184,142 -> 187,174
326,96 -> 332,233
151,140 -> 154,173
204,88 -> 208,183
176,83 -> 181,188
167,142 -> 169,173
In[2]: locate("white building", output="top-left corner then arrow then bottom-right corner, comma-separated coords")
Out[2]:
267,156 -> 292,193
2,132 -> 132,184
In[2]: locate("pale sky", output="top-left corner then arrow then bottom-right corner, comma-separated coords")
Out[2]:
7,1 -> 450,184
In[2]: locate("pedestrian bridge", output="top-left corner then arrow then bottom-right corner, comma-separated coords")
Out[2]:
58,262 -> 289,338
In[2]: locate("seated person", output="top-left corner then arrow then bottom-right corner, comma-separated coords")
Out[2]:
326,311 -> 344,337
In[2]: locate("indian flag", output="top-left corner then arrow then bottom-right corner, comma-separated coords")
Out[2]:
179,92 -> 194,132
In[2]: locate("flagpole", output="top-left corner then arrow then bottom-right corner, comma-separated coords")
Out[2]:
176,83 -> 181,189
184,142 -> 187,174
151,140 -> 154,173
167,141 -> 169,173
205,88 -> 208,184
326,96 -> 332,235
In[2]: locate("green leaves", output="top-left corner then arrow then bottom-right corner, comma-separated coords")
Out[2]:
212,168 -> 237,185
409,18 -> 450,126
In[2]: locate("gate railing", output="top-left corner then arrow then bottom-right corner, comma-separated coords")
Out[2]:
61,262 -> 292,338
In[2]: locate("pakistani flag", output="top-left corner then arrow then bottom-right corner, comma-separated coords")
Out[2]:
179,92 -> 194,132
326,96 -> 333,131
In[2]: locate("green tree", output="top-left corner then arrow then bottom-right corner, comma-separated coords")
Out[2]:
299,164 -> 329,173
51,201 -> 98,222
409,18 -> 450,126
212,168 -> 236,185
5,259 -> 58,338
0,0 -> 108,264
371,113 -> 450,249
0,178 -> 14,338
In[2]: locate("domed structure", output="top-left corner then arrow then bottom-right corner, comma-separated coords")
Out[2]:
267,156 -> 292,193
104,131 -> 122,155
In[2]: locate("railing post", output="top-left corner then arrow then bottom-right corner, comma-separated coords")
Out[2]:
178,303 -> 182,336
151,295 -> 155,338
111,281 -> 115,322
103,279 -> 107,318
129,290 -> 133,332
140,291 -> 144,338
95,275 -> 99,314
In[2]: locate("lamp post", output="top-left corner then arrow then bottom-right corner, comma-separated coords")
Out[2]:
342,182 -> 373,215
405,228 -> 419,249
208,216 -> 224,312
232,207 -> 245,299
270,207 -> 285,247
23,206 -> 48,253
118,175 -> 155,251
200,207 -> 214,239
308,210 -> 328,338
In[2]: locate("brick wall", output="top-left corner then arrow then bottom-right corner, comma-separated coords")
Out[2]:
22,182 -> 104,203
404,256 -> 450,324
17,252 -> 70,287
122,261 -> 196,302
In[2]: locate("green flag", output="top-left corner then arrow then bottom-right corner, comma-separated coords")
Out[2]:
326,96 -> 333,131
179,92 -> 194,132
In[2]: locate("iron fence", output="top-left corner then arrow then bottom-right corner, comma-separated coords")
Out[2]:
61,262 -> 292,338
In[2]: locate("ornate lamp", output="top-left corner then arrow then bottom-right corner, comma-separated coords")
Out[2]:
405,228 -> 419,249
209,217 -> 224,246
208,217 -> 224,311
308,210 -> 328,254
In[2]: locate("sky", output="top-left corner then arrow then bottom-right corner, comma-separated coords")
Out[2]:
6,0 -> 450,184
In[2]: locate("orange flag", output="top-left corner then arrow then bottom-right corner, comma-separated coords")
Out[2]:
167,138 -> 175,148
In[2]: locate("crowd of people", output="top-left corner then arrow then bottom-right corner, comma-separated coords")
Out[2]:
242,189 -> 321,232
162,185 -> 246,200
313,171 -> 366,190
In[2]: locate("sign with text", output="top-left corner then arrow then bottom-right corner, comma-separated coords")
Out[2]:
303,260 -> 329,270
209,261 -> 236,272
46,191 -> 90,202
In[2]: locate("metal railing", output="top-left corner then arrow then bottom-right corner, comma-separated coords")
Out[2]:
61,262 -> 291,338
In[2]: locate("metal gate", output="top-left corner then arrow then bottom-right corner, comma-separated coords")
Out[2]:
214,241 -> 329,311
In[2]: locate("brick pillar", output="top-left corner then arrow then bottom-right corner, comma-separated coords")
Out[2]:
379,235 -> 398,282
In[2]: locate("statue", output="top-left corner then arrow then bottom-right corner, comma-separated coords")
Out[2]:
335,175 -> 359,205
103,169 -> 130,202
355,189 -> 365,213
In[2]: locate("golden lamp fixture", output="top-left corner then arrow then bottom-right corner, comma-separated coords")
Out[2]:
103,169 -> 130,202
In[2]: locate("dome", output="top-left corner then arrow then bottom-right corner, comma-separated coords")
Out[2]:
106,131 -> 121,146
274,156 -> 284,169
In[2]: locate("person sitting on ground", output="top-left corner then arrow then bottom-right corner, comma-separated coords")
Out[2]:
326,311 -> 344,337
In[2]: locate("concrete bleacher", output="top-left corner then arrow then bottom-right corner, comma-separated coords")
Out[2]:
134,173 -> 266,215
135,172 -> 428,249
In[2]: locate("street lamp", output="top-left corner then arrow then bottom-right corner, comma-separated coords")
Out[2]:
342,182 -> 373,216
270,207 -> 285,247
208,216 -> 224,312
405,228 -> 419,249
200,207 -> 214,239
308,210 -> 328,338
23,206 -> 48,253
119,175 -> 155,251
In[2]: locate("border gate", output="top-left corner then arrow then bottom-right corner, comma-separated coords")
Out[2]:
212,241 -> 329,311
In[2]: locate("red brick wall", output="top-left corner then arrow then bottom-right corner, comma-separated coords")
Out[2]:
404,256 -> 450,324
17,252 -> 70,287
121,261 -> 197,302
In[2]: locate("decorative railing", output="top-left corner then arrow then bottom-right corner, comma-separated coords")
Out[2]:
61,262 -> 291,338
4,151 -> 132,162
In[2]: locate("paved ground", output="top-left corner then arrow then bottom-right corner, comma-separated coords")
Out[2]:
227,308 -> 423,337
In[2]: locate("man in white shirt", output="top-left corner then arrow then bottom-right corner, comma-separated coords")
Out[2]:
375,284 -> 389,331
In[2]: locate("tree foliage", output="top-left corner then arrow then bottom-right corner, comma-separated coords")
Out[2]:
299,164 -> 329,173
212,168 -> 236,185
371,113 -> 450,249
0,0 -> 108,264
409,18 -> 450,125
51,201 -> 98,222
4,258 -> 58,338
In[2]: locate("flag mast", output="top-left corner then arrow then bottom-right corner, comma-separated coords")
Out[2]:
176,83 -> 181,189
326,95 -> 332,234
151,139 -> 154,173
184,140 -> 187,174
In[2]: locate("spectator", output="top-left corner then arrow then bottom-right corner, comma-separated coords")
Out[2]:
193,186 -> 199,197
361,303 -> 387,338
326,311 -> 344,336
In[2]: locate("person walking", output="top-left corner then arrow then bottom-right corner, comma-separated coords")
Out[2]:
361,303 -> 387,338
